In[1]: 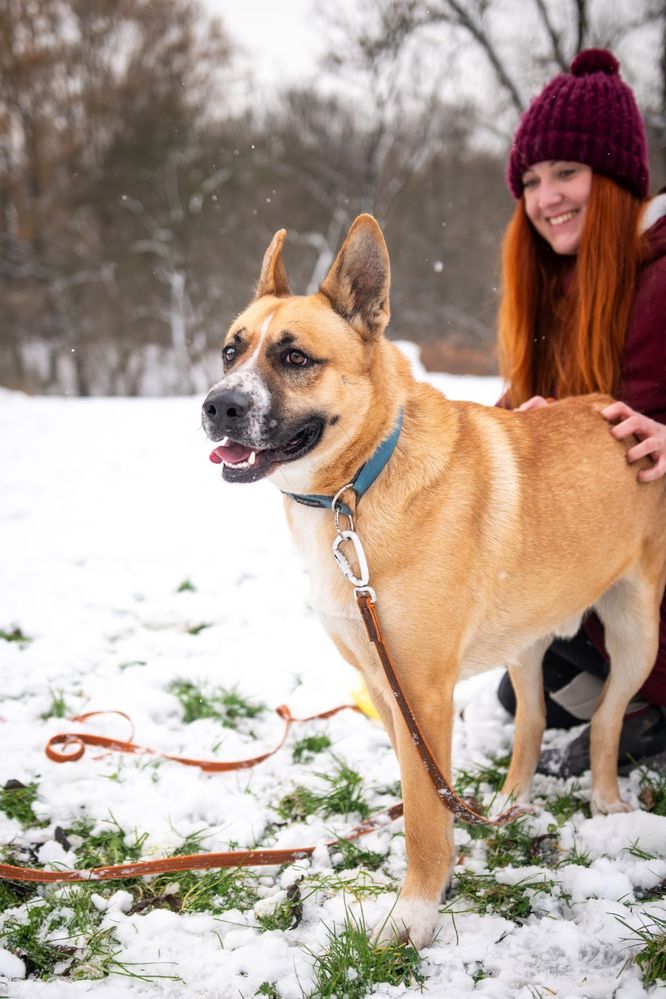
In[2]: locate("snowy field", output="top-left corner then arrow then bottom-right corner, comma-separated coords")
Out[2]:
1,351 -> 665,998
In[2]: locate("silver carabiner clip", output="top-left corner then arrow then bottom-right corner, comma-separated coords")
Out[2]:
332,529 -> 370,588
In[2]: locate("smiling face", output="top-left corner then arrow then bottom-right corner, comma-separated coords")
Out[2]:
522,161 -> 593,255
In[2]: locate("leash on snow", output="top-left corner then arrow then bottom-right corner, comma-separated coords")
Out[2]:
0,487 -> 525,886
1,703 -> 405,884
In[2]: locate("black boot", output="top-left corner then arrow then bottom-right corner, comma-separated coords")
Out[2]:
537,705 -> 666,777
497,659 -> 588,730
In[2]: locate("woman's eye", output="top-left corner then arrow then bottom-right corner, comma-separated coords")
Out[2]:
285,349 -> 310,367
558,168 -> 576,179
522,177 -> 537,190
222,345 -> 237,363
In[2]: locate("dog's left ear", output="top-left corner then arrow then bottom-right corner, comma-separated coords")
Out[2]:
319,214 -> 390,339
254,228 -> 291,299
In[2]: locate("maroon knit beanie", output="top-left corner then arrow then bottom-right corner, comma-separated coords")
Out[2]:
506,49 -> 649,199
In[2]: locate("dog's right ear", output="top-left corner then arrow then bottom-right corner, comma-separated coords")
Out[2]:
254,228 -> 291,299
319,214 -> 390,340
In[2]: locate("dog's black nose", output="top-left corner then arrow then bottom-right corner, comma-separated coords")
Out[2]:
203,388 -> 252,422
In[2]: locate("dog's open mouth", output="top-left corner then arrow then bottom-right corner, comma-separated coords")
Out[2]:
208,418 -> 324,482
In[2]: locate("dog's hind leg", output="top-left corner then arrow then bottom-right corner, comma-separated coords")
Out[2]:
589,573 -> 662,814
500,637 -> 550,805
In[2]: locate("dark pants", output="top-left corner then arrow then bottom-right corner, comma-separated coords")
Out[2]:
497,628 -> 610,729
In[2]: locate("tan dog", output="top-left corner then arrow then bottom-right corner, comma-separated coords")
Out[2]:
202,215 -> 666,947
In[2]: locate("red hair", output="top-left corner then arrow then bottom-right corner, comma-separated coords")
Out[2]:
498,174 -> 649,407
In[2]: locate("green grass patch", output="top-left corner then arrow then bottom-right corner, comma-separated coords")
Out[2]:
619,910 -> 666,987
329,836 -> 386,873
1,890 -> 120,980
256,883 -> 302,932
541,784 -> 590,824
0,878 -> 38,913
302,867 -> 396,902
0,781 -> 39,826
255,984 -> 282,998
455,755 -> 510,802
176,578 -> 196,592
168,679 -> 265,729
131,866 -> 261,915
558,844 -> 592,868
0,625 -> 31,645
307,912 -> 426,997
40,689 -> 69,720
450,870 -> 559,923
2,898 -> 79,977
185,622 -> 211,636
277,760 -> 370,822
1,885 -> 182,982
66,815 -> 148,869
483,819 -> 560,870
460,812 -> 563,869
291,733 -> 332,764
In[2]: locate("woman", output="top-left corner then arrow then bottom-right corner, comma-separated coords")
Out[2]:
496,48 -> 666,775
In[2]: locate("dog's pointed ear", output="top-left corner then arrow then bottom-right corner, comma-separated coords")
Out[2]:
254,228 -> 291,299
319,214 -> 390,339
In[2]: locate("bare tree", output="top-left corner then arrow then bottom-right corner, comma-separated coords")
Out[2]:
0,0 -> 231,394
320,0 -> 664,135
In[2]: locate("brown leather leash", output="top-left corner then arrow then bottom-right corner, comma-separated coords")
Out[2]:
44,704 -> 352,770
0,492 -> 525,885
355,591 -> 526,826
0,804 -> 405,884
0,703 -> 404,884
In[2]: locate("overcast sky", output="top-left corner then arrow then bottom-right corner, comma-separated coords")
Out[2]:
205,0 -> 323,86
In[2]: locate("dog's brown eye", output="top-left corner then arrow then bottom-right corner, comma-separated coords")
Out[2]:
222,345 -> 237,364
285,349 -> 310,367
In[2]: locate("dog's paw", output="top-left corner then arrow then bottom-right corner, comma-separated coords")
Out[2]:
371,897 -> 438,950
590,795 -> 632,816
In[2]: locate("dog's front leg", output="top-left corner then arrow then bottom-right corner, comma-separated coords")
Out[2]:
373,681 -> 456,949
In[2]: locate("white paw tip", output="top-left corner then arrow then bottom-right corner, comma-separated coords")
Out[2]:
372,898 -> 438,950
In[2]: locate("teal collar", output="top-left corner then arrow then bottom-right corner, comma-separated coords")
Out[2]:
282,409 -> 404,517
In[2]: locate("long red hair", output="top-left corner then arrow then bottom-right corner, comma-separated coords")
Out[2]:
498,174 -> 649,407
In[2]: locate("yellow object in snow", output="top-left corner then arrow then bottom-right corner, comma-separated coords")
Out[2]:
352,683 -> 380,720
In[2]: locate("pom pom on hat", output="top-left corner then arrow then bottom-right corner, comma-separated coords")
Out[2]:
570,48 -> 619,76
506,49 -> 649,199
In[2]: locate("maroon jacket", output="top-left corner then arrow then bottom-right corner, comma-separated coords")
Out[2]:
498,204 -> 666,704
585,206 -> 666,704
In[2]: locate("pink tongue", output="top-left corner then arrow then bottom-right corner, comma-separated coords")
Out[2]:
209,442 -> 252,465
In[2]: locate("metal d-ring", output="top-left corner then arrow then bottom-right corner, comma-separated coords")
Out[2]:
331,483 -> 356,534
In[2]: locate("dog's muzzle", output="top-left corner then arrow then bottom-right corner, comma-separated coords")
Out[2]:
201,385 -> 325,484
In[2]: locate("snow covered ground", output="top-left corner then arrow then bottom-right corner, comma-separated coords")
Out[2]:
1,352 -> 665,998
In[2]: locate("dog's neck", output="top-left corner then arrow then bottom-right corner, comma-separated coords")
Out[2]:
281,409 -> 404,517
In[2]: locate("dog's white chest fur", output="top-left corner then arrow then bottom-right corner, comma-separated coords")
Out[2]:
287,504 -> 358,621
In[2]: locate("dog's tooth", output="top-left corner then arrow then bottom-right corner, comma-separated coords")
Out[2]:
221,436 -> 229,446
248,451 -> 256,466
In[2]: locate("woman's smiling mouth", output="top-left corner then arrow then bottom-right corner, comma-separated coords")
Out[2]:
548,209 -> 579,226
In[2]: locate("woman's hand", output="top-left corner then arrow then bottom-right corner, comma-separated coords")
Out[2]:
517,395 -> 550,411
601,401 -> 666,482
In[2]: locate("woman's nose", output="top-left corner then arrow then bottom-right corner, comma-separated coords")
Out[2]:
539,182 -> 563,210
